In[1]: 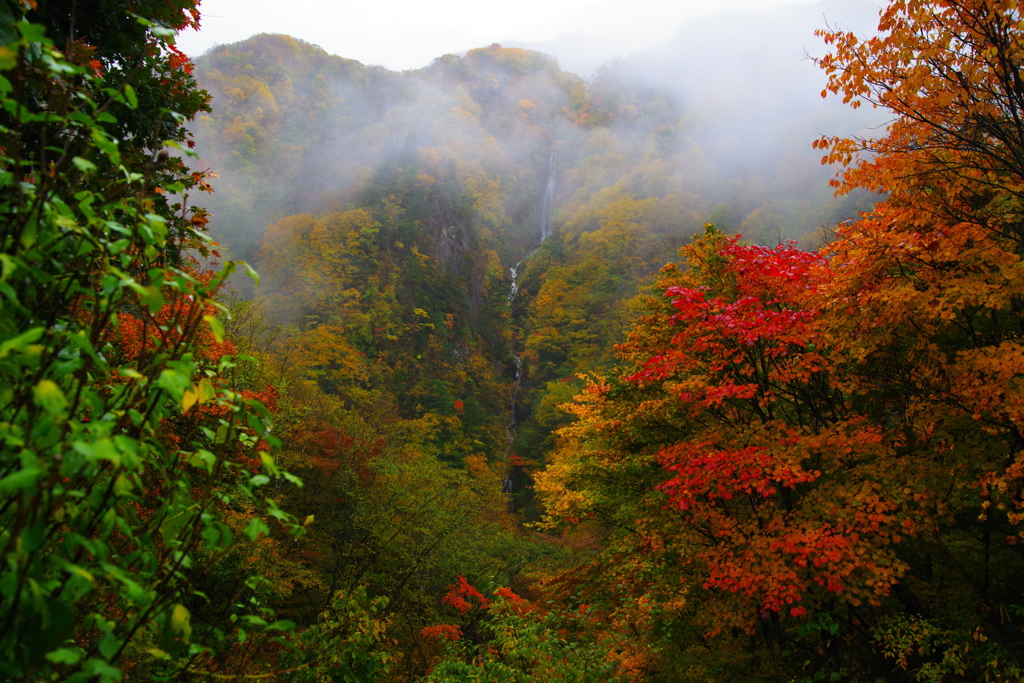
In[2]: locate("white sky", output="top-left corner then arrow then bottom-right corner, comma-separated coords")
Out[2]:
175,0 -> 819,71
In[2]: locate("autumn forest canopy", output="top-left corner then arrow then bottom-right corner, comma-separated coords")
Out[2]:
3,0 -> 1024,680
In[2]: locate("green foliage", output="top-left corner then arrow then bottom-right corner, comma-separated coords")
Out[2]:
424,596 -> 628,683
0,4 -> 297,680
209,296 -> 545,677
289,588 -> 394,683
255,200 -> 511,463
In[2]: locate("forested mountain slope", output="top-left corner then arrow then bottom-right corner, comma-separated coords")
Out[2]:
189,31 -> 875,490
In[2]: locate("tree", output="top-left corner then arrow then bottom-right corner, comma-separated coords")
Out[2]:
0,3 -> 297,680
817,0 -> 1024,214
422,584 -> 628,683
535,227 -> 930,677
809,3 -> 1024,674
535,1 -> 1024,678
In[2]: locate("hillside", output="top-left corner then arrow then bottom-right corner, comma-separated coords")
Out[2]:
189,32 -> 877,493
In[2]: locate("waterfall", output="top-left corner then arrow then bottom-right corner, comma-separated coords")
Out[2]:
502,152 -> 557,494
538,152 -> 556,243
507,153 -> 556,302
507,265 -> 519,301
504,266 -> 526,493
502,354 -> 522,494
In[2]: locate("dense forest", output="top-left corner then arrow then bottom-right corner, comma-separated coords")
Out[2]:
2,0 -> 1024,681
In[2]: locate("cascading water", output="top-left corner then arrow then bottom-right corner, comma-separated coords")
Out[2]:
501,354 -> 523,494
503,153 -> 557,494
507,265 -> 519,302
539,152 -> 556,243
503,265 -> 527,493
507,154 -> 555,301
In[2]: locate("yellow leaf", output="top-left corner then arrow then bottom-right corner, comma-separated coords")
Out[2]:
181,388 -> 198,413
66,564 -> 95,583
182,379 -> 215,412
171,604 -> 191,643
197,378 -> 215,403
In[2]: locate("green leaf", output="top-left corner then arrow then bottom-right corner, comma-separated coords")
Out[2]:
259,451 -> 280,477
0,253 -> 16,283
114,474 -> 132,496
0,1 -> 15,48
248,474 -> 270,488
139,283 -> 164,315
17,22 -> 48,44
157,367 -> 190,401
123,83 -> 137,109
113,436 -> 140,469
0,327 -> 43,358
73,438 -> 118,463
268,619 -> 296,632
33,379 -> 67,415
243,517 -> 269,541
90,128 -> 120,165
240,260 -> 260,286
203,314 -> 225,343
187,449 -> 217,474
0,466 -> 42,493
45,648 -> 83,665
82,657 -> 122,683
71,156 -> 97,173
64,563 -> 95,584
98,632 -> 120,660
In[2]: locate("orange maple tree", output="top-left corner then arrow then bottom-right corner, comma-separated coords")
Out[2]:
814,0 -> 1024,529
536,2 -> 1024,677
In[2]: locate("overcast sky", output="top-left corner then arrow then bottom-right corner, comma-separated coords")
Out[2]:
175,0 -> 824,71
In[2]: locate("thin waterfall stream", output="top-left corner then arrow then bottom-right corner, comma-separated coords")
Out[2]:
539,152 -> 556,243
503,153 -> 555,494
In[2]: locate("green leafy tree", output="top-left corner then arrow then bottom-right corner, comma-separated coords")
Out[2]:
0,3 -> 299,680
423,590 -> 628,683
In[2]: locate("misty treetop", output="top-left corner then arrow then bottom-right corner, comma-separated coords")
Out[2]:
190,27 -> 874,264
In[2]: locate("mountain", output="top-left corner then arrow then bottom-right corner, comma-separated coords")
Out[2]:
188,21 -> 880,492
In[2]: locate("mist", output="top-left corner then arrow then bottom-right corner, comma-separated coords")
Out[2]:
186,0 -> 888,320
